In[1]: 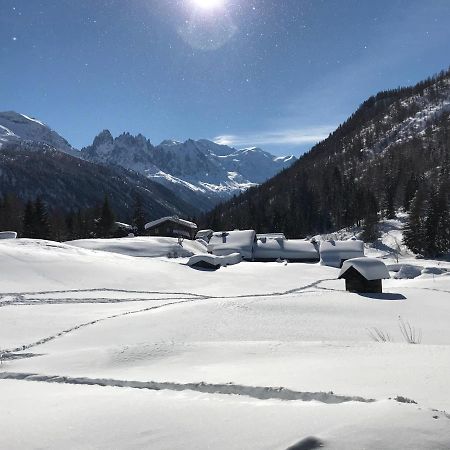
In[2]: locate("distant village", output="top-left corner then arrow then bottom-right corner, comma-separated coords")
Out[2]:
128,215 -> 390,294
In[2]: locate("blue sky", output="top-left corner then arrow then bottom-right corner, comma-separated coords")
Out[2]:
1,0 -> 449,155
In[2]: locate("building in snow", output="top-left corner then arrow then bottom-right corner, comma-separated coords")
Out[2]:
188,253 -> 242,271
319,239 -> 364,268
196,229 -> 214,242
254,236 -> 319,262
0,231 -> 17,240
112,222 -> 134,237
145,216 -> 198,240
338,257 -> 390,293
207,230 -> 256,260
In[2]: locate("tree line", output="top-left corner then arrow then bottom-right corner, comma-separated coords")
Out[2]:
0,194 -> 149,241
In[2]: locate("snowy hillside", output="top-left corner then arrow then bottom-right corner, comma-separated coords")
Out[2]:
82,132 -> 296,208
0,235 -> 449,449
0,111 -> 77,156
204,68 -> 450,236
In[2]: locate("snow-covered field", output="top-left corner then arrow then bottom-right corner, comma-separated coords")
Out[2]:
0,232 -> 449,449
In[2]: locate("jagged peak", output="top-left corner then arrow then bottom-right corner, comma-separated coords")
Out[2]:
93,129 -> 114,147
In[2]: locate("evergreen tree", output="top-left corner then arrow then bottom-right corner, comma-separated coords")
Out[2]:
33,197 -> 51,240
403,187 -> 427,255
361,192 -> 379,242
96,196 -> 115,237
23,200 -> 35,238
132,195 -> 146,235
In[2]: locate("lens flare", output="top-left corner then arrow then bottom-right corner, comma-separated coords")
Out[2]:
191,0 -> 225,10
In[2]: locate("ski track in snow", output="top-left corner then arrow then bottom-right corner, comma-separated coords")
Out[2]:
0,372 -> 375,404
0,279 -> 332,308
0,279 -> 331,353
1,297 -> 205,353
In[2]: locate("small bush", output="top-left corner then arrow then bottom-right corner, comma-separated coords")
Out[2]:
367,327 -> 392,343
398,316 -> 422,344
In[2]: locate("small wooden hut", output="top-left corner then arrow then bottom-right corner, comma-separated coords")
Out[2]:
144,216 -> 198,239
338,257 -> 390,293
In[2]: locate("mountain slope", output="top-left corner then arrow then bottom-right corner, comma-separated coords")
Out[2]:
81,134 -> 296,209
0,143 -> 198,220
0,111 -> 77,156
202,68 -> 450,237
0,111 -> 296,213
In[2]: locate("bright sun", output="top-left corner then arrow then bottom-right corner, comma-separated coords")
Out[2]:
191,0 -> 225,10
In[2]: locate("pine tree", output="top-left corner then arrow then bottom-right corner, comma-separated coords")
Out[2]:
361,192 -> 379,242
33,197 -> 51,240
403,187 -> 427,255
96,196 -> 115,238
132,195 -> 146,235
23,200 -> 35,238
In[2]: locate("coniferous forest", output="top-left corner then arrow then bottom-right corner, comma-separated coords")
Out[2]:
0,194 -> 150,241
201,69 -> 450,258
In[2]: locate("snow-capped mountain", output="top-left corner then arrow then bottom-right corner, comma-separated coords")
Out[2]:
81,134 -> 296,208
0,110 -> 296,211
0,111 -> 77,156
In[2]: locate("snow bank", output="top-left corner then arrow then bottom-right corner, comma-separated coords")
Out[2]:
188,253 -> 242,270
339,258 -> 390,281
0,231 -> 17,240
320,240 -> 364,267
389,264 -> 423,279
67,236 -> 206,258
254,238 -> 319,261
207,230 -> 256,260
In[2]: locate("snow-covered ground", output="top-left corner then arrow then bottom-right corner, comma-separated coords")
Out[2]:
0,229 -> 449,449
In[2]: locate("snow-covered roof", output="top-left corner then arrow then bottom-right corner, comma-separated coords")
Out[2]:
145,216 -> 198,230
188,253 -> 242,269
256,233 -> 286,240
254,239 -> 319,261
207,230 -> 256,260
196,229 -> 214,239
114,222 -> 133,230
339,257 -> 390,281
320,240 -> 364,267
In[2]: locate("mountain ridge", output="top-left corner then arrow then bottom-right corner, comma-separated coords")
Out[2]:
0,111 -> 296,212
81,132 -> 296,208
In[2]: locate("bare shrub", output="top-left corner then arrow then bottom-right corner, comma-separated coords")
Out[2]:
367,327 -> 393,343
398,316 -> 422,344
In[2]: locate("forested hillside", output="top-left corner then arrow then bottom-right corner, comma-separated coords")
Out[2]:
202,68 -> 450,256
0,143 -> 197,223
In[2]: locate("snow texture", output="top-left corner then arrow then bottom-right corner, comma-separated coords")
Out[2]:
0,230 -> 449,449
254,238 -> 319,261
207,230 -> 256,260
319,240 -> 365,267
188,252 -> 242,270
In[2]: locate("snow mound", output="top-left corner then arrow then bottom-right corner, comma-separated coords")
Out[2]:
254,238 -> 319,261
208,230 -> 256,260
67,236 -> 206,258
392,264 -> 423,279
188,253 -> 242,270
320,240 -> 364,267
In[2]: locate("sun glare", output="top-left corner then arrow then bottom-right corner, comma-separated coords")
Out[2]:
191,0 -> 225,10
